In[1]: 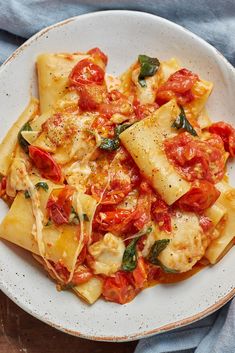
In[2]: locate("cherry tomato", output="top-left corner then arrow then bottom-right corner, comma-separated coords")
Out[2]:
132,182 -> 152,230
94,209 -> 134,233
71,266 -> 93,285
29,145 -> 62,183
151,195 -> 172,232
98,90 -> 133,117
87,47 -> 108,66
199,215 -> 214,233
132,257 -> 148,289
91,180 -> 132,205
78,84 -> 106,111
102,272 -> 137,304
47,186 -> 75,225
156,68 -> 198,106
208,121 -> 235,157
164,132 -> 226,183
178,181 -> 220,213
69,59 -> 105,86
133,101 -> 159,120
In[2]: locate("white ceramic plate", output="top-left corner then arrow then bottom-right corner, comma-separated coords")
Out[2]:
0,10 -> 234,342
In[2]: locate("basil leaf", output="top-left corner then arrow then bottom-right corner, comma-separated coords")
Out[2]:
148,239 -> 170,264
45,219 -> 52,227
172,106 -> 198,136
99,137 -> 120,151
35,182 -> 49,192
138,55 -> 160,87
114,123 -> 132,137
148,239 -> 178,273
24,190 -> 30,199
122,237 -> 140,272
18,122 -> 32,153
122,226 -> 152,272
152,258 -> 179,274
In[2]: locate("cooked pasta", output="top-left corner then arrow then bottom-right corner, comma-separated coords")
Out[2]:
0,48 -> 234,305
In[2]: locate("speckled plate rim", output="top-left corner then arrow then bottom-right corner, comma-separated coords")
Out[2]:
0,10 -> 234,342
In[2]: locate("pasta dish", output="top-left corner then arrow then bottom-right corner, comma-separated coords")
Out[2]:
0,48 -> 234,304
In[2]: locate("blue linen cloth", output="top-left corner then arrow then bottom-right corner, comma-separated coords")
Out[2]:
0,1 -> 234,352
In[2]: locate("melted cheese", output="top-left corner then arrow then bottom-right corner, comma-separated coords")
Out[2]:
131,67 -> 160,104
88,233 -> 125,275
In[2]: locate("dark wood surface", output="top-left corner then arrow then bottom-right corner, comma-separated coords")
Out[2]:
0,290 -> 137,353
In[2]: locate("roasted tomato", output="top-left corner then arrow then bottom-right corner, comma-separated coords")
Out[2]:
0,177 -> 6,197
94,208 -> 134,233
133,101 -> 159,120
71,266 -> 93,285
151,194 -> 172,232
28,146 -> 62,183
78,84 -> 107,111
164,132 -> 226,183
208,121 -> 235,157
178,180 -> 220,213
98,90 -> 133,117
69,59 -> 105,86
91,181 -> 132,205
199,215 -> 214,233
87,47 -> 108,66
102,272 -> 137,304
47,186 -> 75,225
156,68 -> 199,106
132,257 -> 148,289
132,182 -> 152,230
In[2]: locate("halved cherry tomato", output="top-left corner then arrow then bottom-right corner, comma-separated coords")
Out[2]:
102,272 -> 137,304
47,186 -> 75,225
69,59 -> 105,86
178,180 -> 220,213
156,68 -> 198,106
164,132 -> 226,183
78,84 -> 107,111
208,121 -> 235,157
152,194 -> 172,232
29,145 -> 62,183
87,47 -> 108,66
71,266 -> 93,285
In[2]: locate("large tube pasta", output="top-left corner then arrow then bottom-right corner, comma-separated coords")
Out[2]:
120,100 -> 191,205
37,53 -> 89,113
205,181 -> 235,264
73,277 -> 104,304
0,98 -> 39,175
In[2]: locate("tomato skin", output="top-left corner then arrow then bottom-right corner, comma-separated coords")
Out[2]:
94,209 -> 133,233
87,47 -> 108,66
199,215 -> 214,233
78,84 -> 106,111
151,195 -> 172,232
29,146 -> 62,183
156,68 -> 198,106
164,132 -> 226,183
133,101 -> 159,120
71,266 -> 93,285
132,257 -> 148,289
69,59 -> 105,86
208,122 -> 235,157
47,186 -> 75,225
102,272 -> 137,304
178,180 -> 220,213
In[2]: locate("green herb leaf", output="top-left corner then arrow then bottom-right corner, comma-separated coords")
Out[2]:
45,219 -> 52,226
172,106 -> 198,136
122,226 -> 152,272
24,190 -> 30,199
99,137 -> 120,151
148,239 -> 178,273
138,55 -> 160,87
114,123 -> 132,137
18,122 -> 32,153
35,182 -> 49,192
148,239 -> 170,264
122,237 -> 140,272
